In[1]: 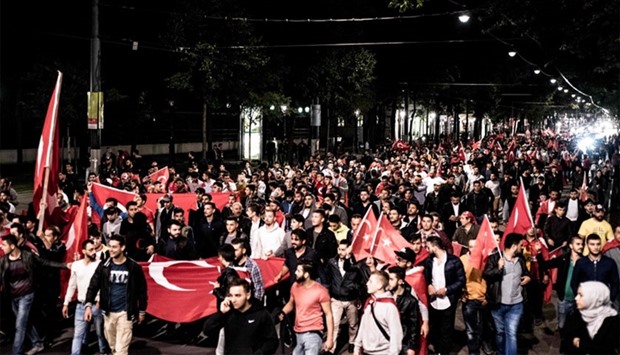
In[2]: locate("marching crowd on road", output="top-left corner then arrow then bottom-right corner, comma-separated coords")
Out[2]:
1,130 -> 620,355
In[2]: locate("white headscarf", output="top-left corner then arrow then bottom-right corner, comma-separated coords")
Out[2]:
578,281 -> 618,339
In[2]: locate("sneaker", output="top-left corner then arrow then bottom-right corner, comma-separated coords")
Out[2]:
25,344 -> 45,355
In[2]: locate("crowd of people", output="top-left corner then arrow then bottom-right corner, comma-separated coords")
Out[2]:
1,130 -> 620,355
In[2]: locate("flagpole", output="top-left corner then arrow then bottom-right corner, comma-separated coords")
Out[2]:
37,167 -> 51,234
369,212 -> 383,254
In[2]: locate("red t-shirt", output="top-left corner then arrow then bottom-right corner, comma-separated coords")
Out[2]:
290,281 -> 330,333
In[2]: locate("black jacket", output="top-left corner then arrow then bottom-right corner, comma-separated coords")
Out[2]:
537,252 -> 577,301
562,311 -> 619,354
306,226 -> 338,264
85,257 -> 148,321
423,252 -> 466,307
325,256 -> 361,301
397,283 -> 420,352
203,299 -> 279,355
483,253 -> 529,309
543,215 -> 573,247
0,249 -> 66,295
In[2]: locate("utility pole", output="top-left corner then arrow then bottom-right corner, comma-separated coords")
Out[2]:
88,0 -> 102,175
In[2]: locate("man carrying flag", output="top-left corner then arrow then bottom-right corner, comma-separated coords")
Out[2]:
501,180 -> 535,249
33,72 -> 62,231
350,208 -> 377,260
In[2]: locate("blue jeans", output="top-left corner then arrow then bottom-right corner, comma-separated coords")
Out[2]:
293,331 -> 322,355
491,303 -> 523,355
11,292 -> 42,355
557,299 -> 575,330
462,300 -> 484,355
72,304 -> 109,355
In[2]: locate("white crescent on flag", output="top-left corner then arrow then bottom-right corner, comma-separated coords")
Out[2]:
148,260 -> 216,292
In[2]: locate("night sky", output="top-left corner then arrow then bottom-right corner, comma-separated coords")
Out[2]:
0,0 -> 613,149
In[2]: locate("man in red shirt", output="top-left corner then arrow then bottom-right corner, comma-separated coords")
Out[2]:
279,261 -> 334,354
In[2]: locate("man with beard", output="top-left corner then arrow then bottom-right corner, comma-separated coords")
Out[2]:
274,229 -> 321,285
325,240 -> 361,354
578,204 -> 613,254
537,235 -> 583,352
63,240 -> 109,355
202,278 -> 279,355
424,236 -> 465,355
195,202 -> 225,258
388,266 -> 420,355
352,189 -> 379,219
231,237 -> 264,301
84,235 -> 148,355
571,233 -> 619,303
278,261 -> 334,354
440,192 -> 463,239
416,214 -> 453,254
253,209 -> 285,259
353,270 -> 403,355
158,220 -> 197,260
306,209 -> 338,266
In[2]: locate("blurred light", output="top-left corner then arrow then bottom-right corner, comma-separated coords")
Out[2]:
564,89 -> 569,93
571,94 -> 576,98
269,105 -> 275,110
297,107 -> 303,113
558,86 -> 564,91
458,14 -> 470,23
280,105 -> 287,112
534,69 -> 541,75
550,79 -> 557,84
429,112 -> 437,120
354,109 -> 361,116
304,106 -> 310,113
578,137 -> 594,152
508,51 -> 517,57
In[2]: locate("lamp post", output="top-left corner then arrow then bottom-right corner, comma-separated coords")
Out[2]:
89,0 -> 102,174
168,100 -> 175,166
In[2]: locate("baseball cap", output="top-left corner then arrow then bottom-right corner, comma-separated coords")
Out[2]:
595,204 -> 606,212
394,247 -> 416,263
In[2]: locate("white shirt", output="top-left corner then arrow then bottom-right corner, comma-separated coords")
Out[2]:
485,180 -> 501,198
430,253 -> 451,310
64,259 -> 101,305
252,224 -> 285,259
566,198 -> 579,222
452,203 -> 460,217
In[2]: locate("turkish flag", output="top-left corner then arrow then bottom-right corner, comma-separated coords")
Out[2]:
141,255 -> 284,323
90,182 -> 230,224
469,215 -> 499,270
370,214 -> 413,265
501,181 -> 534,249
63,195 -> 89,263
149,166 -> 170,189
413,247 -> 430,267
60,195 -> 89,301
33,72 -> 62,228
457,142 -> 466,162
471,140 -> 481,150
405,267 -> 428,355
351,208 -> 378,260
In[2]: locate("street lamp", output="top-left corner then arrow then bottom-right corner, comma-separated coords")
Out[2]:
458,14 -> 470,23
550,78 -> 557,84
508,51 -> 517,57
534,69 -> 541,75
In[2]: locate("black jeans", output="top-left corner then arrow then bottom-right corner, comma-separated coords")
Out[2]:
429,303 -> 457,354
462,300 -> 495,355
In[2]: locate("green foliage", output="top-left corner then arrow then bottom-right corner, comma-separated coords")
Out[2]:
387,0 -> 428,12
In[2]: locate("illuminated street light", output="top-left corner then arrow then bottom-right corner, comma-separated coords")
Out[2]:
534,69 -> 541,75
298,107 -> 303,113
304,106 -> 310,113
550,78 -> 557,84
269,105 -> 275,110
558,86 -> 564,91
508,51 -> 517,57
458,14 -> 470,23
571,94 -> 576,98
564,89 -> 569,93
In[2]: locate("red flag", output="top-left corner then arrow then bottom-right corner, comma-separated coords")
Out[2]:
501,181 -> 534,248
33,72 -> 63,228
471,140 -> 481,150
63,196 -> 89,263
580,173 -> 588,202
141,256 -> 284,323
60,195 -> 89,301
603,239 -> 620,254
469,216 -> 500,270
451,241 -> 463,257
413,247 -> 430,267
405,267 -> 428,355
457,142 -> 466,162
370,214 -> 413,265
149,166 -> 170,189
351,208 -> 377,260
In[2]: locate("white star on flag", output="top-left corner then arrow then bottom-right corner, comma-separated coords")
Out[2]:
363,234 -> 370,241
382,238 -> 392,247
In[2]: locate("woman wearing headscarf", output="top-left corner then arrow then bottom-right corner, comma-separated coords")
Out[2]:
562,281 -> 619,354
